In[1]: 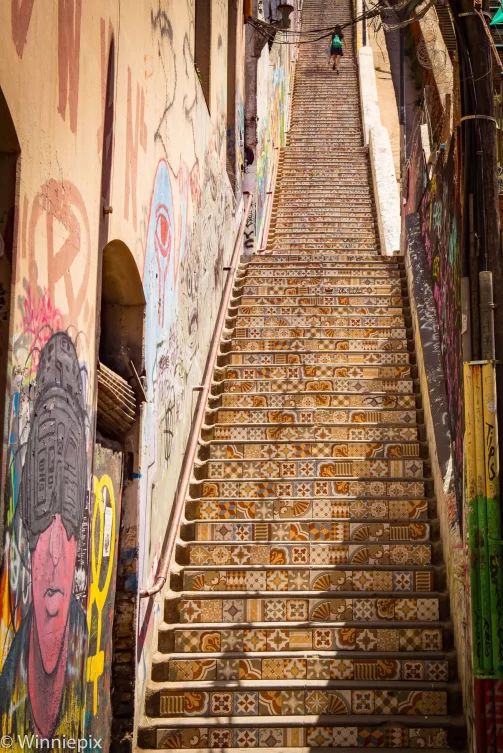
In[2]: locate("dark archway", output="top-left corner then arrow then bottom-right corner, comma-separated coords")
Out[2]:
0,88 -> 20,556
96,239 -> 145,753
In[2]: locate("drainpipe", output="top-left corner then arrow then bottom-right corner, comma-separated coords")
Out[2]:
479,271 -> 496,360
362,0 -> 367,45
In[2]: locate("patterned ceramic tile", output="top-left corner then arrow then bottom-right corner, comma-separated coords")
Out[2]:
151,214 -> 458,749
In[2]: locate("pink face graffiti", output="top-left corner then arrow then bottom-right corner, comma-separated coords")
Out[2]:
31,515 -> 77,674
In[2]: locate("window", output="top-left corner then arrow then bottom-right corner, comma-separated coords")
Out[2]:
195,0 -> 212,112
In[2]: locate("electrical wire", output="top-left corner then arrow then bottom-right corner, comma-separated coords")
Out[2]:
248,0 -> 431,46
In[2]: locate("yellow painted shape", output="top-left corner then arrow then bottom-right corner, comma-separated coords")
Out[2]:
86,474 -> 116,716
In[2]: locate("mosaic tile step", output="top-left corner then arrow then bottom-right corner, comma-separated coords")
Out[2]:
192,521 -> 430,543
240,285 -> 403,296
222,378 -> 413,394
192,497 -> 430,521
207,441 -> 422,460
211,409 -> 417,425
238,296 -> 404,307
164,653 -> 446,681
198,479 -> 427,500
218,394 -> 417,409
243,269 -> 402,280
233,315 -> 406,327
212,407 -> 417,424
235,305 -> 405,316
202,459 -> 424,482
228,340 -> 409,355
245,268 -> 401,276
247,254 -> 400,264
224,352 -> 412,366
269,242 -> 380,250
231,327 -> 408,341
154,688 -> 449,718
183,569 -> 435,592
242,276 -> 402,287
145,723 -> 456,750
187,542 -> 432,566
219,365 -> 411,380
177,597 -> 441,625
171,626 -> 445,654
207,425 -> 418,443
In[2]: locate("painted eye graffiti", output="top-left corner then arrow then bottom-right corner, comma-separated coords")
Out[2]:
155,204 -> 172,260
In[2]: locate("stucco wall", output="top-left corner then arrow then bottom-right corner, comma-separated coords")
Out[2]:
0,1 -> 249,749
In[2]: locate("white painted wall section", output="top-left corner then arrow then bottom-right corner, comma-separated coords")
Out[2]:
358,46 -> 380,146
369,125 -> 400,255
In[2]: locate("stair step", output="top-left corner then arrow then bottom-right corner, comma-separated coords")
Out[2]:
218,393 -> 418,408
183,568 -> 437,592
192,518 -> 429,542
186,541 -> 431,567
191,497 -> 430,521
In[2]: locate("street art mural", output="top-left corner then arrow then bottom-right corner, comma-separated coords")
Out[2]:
0,332 -> 90,740
140,141 -> 234,614
85,448 -> 123,752
256,42 -> 288,243
405,134 -> 463,520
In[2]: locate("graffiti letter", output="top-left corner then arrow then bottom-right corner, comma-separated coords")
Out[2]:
58,0 -> 82,133
11,0 -> 35,58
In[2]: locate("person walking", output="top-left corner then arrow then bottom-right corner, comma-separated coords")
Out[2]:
330,26 -> 344,73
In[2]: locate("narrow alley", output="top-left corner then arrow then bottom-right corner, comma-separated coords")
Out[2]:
3,0 -> 503,749
138,0 -> 464,748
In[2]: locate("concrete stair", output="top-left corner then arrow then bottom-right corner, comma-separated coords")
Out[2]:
137,0 -> 465,748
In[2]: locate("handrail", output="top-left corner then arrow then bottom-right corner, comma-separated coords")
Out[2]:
139,192 -> 253,598
258,146 -> 280,252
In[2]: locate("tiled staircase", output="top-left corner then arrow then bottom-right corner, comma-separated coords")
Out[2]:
137,0 -> 465,748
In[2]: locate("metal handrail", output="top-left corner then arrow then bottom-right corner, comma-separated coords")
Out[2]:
139,191 -> 253,598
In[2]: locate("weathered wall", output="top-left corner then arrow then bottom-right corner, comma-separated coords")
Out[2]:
243,0 -> 299,250
403,133 -> 463,511
0,0 -> 246,749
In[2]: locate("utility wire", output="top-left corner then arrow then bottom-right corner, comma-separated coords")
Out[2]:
247,0 -> 429,45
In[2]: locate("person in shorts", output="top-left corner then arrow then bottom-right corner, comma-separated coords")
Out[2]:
330,26 -> 344,73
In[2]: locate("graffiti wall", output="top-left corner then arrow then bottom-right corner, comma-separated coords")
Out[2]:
255,41 -> 290,242
86,446 -> 123,751
0,0 -> 247,748
404,132 -> 463,519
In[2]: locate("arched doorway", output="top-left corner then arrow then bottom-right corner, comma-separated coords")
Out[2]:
91,238 -> 145,753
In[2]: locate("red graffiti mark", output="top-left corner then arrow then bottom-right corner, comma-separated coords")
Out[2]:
154,203 -> 172,327
28,180 -> 91,329
22,286 -> 64,377
124,68 -> 147,232
57,0 -> 81,134
11,0 -> 35,58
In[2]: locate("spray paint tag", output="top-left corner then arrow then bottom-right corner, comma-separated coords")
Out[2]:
103,506 -> 113,557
